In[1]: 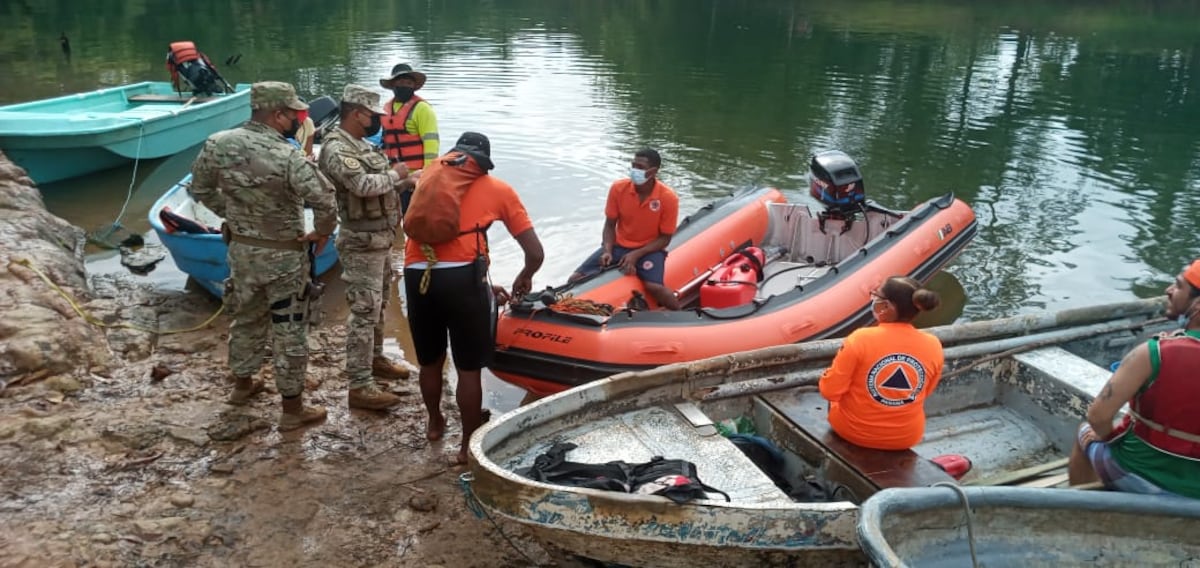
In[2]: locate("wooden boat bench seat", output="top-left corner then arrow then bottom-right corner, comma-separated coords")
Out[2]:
759,389 -> 954,498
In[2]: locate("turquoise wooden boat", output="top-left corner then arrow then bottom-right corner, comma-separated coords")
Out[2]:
148,174 -> 340,298
0,82 -> 250,185
857,486 -> 1200,567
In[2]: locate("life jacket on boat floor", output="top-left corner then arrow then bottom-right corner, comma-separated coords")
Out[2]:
700,246 -> 766,309
160,206 -> 219,235
166,41 -> 222,96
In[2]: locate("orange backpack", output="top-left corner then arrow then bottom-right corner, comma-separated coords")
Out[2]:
403,151 -> 487,244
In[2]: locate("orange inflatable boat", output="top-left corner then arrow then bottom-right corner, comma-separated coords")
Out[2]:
493,157 -> 978,397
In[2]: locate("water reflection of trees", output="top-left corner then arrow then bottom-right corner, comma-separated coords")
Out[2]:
5,0 -> 1199,318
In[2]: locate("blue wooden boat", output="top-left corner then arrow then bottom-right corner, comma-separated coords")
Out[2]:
857,486 -> 1200,567
148,174 -> 340,297
466,300 -> 1170,566
0,82 -> 250,184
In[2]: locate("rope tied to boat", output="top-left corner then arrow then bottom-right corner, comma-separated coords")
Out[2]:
93,119 -> 146,248
549,292 -> 613,316
933,482 -> 980,568
10,257 -> 224,335
458,472 -> 543,565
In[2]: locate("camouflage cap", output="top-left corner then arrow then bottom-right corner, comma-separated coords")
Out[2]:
250,81 -> 308,111
341,84 -> 384,114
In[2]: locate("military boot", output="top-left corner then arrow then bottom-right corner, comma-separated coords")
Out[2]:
348,385 -> 403,410
228,376 -> 266,406
372,355 -> 411,381
279,395 -> 327,431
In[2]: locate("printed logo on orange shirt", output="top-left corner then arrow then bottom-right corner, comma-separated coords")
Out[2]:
649,199 -> 661,212
866,353 -> 927,407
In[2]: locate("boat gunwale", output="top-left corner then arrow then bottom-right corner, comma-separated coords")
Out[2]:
857,486 -> 1200,567
0,82 -> 251,137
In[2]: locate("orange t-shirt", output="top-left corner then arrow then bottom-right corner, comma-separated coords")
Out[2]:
818,322 -> 944,450
403,175 -> 534,266
605,178 -> 679,249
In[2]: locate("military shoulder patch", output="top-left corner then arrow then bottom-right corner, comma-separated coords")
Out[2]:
341,156 -> 362,170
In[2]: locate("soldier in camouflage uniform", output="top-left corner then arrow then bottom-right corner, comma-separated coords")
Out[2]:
318,84 -> 411,410
190,81 -> 338,431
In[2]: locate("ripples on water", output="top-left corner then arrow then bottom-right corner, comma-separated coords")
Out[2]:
7,0 -> 1200,323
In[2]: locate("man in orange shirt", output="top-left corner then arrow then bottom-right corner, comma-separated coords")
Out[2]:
819,276 -> 945,450
403,132 -> 544,465
569,148 -> 681,310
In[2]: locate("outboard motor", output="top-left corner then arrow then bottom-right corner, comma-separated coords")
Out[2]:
305,95 -> 340,144
166,41 -> 225,96
809,150 -> 866,219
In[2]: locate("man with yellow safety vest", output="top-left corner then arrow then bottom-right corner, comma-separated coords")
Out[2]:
379,62 -> 439,214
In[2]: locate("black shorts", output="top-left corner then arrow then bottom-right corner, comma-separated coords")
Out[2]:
404,264 -> 495,371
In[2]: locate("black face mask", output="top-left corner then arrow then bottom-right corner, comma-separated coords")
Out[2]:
364,113 -> 382,137
393,87 -> 415,102
281,115 -> 301,139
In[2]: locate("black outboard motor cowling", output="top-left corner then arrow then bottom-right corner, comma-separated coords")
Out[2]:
177,61 -> 221,96
166,41 -> 225,97
305,96 -> 339,144
809,150 -> 866,217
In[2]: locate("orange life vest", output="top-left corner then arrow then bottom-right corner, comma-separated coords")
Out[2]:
168,41 -> 201,65
166,41 -> 218,90
381,96 -> 425,169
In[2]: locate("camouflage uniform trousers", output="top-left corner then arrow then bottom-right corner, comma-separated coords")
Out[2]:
224,242 -> 311,398
337,229 -> 396,390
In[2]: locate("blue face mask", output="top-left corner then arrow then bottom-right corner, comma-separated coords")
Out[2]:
630,167 -> 648,185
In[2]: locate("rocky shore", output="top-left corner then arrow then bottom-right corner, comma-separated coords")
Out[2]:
0,152 -> 553,567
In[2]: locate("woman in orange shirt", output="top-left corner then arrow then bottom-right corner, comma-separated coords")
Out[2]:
818,276 -> 944,450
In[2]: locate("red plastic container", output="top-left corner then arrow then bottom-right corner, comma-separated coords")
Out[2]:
700,247 -> 765,309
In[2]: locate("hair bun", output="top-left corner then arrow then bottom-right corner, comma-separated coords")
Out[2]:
912,288 -> 941,312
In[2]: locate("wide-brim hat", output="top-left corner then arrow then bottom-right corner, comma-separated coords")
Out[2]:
379,63 -> 427,90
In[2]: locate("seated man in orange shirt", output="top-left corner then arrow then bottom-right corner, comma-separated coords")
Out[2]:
569,148 -> 681,310
818,276 -> 945,450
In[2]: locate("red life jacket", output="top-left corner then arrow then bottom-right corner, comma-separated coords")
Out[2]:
1113,334 -> 1200,460
381,96 -> 426,169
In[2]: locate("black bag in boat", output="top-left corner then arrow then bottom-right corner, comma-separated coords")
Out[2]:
518,442 -> 730,503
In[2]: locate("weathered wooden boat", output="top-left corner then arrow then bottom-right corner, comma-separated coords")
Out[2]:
467,299 -> 1170,567
0,82 -> 250,184
148,173 -> 340,297
492,190 -> 977,397
857,486 -> 1200,567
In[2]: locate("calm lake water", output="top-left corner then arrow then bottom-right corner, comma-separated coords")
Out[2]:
4,1 -> 1198,346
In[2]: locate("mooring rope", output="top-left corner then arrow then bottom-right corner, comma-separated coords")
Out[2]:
458,472 -> 543,565
93,119 -> 146,247
933,482 -> 980,568
12,258 -> 223,335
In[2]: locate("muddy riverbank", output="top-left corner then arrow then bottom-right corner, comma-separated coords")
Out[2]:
0,153 -> 553,567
